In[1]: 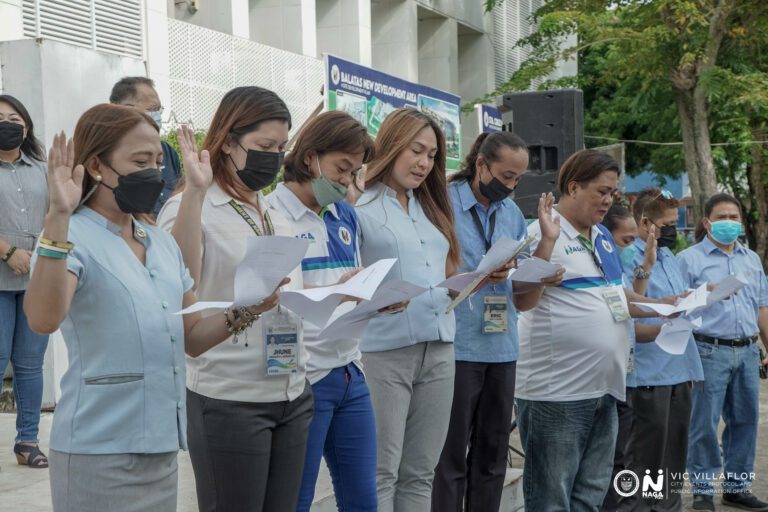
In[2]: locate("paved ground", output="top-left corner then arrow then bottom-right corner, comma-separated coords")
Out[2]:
507,379 -> 768,511
4,379 -> 768,510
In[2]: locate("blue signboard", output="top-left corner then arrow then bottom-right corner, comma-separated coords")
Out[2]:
324,54 -> 462,170
477,104 -> 503,133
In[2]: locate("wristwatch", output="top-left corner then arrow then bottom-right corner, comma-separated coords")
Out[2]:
633,266 -> 652,280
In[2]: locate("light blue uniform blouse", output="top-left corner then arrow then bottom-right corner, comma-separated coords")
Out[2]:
622,238 -> 704,386
356,183 -> 455,351
34,208 -> 193,454
448,180 -> 526,363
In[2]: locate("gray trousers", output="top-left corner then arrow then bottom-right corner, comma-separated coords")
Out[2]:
362,341 -> 455,512
49,450 -> 178,512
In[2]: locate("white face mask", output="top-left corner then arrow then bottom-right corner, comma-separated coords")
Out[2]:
146,110 -> 162,130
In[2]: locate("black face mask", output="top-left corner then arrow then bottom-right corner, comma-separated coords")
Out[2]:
232,144 -> 284,191
656,224 -> 678,249
0,121 -> 24,151
478,165 -> 514,203
102,166 -> 165,214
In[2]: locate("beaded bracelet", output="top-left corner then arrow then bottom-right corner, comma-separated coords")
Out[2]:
224,306 -> 262,347
1,246 -> 17,263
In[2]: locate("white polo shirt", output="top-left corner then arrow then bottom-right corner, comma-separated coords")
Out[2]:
158,182 -> 307,403
267,183 -> 362,384
516,213 -> 630,402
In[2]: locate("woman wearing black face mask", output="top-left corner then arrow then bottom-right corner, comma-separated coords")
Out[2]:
23,104 -> 276,512
433,131 -> 563,512
0,94 -> 51,469
158,87 -> 313,512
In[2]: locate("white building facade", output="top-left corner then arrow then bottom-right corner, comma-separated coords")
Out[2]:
0,0 -> 574,403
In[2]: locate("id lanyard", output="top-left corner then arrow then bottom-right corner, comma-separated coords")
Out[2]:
576,234 -> 610,285
229,199 -> 275,236
469,206 -> 497,252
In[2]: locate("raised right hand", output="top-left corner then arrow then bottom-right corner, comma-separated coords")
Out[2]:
177,125 -> 212,192
47,132 -> 85,216
644,225 -> 657,269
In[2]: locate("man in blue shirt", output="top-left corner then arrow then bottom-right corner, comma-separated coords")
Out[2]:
678,194 -> 768,512
619,189 -> 704,512
110,76 -> 182,215
432,132 -> 560,512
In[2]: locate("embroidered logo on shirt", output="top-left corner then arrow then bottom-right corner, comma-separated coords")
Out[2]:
338,226 -> 352,246
297,232 -> 316,242
602,239 -> 614,253
564,244 -> 587,255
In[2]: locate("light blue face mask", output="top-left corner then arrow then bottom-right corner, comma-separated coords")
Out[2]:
146,110 -> 162,130
618,244 -> 638,267
709,220 -> 742,245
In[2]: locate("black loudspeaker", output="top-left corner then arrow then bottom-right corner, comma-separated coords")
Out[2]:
501,89 -> 584,217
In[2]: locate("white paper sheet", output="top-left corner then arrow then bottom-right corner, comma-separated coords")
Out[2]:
707,273 -> 748,304
509,257 -> 561,283
631,283 -> 709,316
439,235 -> 536,312
318,280 -> 427,340
654,317 -> 702,355
280,258 -> 397,326
176,236 -> 309,314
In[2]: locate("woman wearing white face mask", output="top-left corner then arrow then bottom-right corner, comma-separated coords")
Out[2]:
266,111 -> 378,511
158,87 -> 311,512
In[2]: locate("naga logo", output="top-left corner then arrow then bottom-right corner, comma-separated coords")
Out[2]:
642,469 -> 664,499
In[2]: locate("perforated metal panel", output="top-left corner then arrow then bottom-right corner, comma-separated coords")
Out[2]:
168,19 -> 324,134
21,0 -> 143,59
492,0 -> 542,89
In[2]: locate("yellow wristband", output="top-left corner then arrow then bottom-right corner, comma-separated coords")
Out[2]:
38,243 -> 70,254
39,237 -> 74,250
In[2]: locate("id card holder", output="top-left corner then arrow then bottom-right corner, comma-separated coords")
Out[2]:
627,346 -> 635,375
262,307 -> 301,376
483,295 -> 508,334
602,285 -> 630,323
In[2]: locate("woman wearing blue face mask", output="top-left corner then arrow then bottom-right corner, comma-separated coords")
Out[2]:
158,87 -> 312,512
679,194 -> 768,511
266,111 -> 379,512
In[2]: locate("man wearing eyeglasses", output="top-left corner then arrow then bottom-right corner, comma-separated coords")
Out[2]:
618,188 -> 704,512
109,76 -> 182,215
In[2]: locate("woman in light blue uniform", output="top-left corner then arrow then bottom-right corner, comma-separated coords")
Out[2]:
356,108 -> 461,512
24,104 -> 281,512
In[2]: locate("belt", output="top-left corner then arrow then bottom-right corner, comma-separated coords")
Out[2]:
694,334 -> 757,347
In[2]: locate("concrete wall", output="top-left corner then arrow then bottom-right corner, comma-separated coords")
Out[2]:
371,0 -> 418,82
249,0 -> 317,57
317,0 -> 371,65
0,0 -> 24,43
417,11 -> 458,94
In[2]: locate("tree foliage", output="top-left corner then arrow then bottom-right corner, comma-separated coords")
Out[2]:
481,0 -> 768,264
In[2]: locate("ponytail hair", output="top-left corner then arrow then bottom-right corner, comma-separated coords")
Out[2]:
450,131 -> 528,183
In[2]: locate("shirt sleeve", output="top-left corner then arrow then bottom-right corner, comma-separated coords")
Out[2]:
156,194 -> 181,232
675,250 -> 694,288
753,255 -> 768,308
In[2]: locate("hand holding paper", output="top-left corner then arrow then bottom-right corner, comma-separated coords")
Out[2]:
176,236 -> 309,314
509,257 -> 562,283
280,258 -> 397,326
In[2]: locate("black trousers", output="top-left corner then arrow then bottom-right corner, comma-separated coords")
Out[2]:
602,389 -> 635,511
620,382 -> 692,512
432,361 -> 516,512
186,384 -> 314,512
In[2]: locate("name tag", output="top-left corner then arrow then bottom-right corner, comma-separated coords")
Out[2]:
483,295 -> 508,334
602,285 -> 630,323
263,308 -> 301,376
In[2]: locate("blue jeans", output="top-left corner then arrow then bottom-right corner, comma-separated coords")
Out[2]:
517,395 -> 618,512
297,363 -> 377,511
687,341 -> 760,495
0,290 -> 50,443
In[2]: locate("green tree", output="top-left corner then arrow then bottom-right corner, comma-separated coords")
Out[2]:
481,0 -> 768,263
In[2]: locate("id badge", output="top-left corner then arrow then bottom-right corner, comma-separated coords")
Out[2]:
602,285 -> 630,323
627,347 -> 635,375
483,295 -> 508,334
262,307 -> 301,376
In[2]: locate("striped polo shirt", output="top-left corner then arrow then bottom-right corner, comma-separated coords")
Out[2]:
516,212 -> 631,402
267,183 -> 362,384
